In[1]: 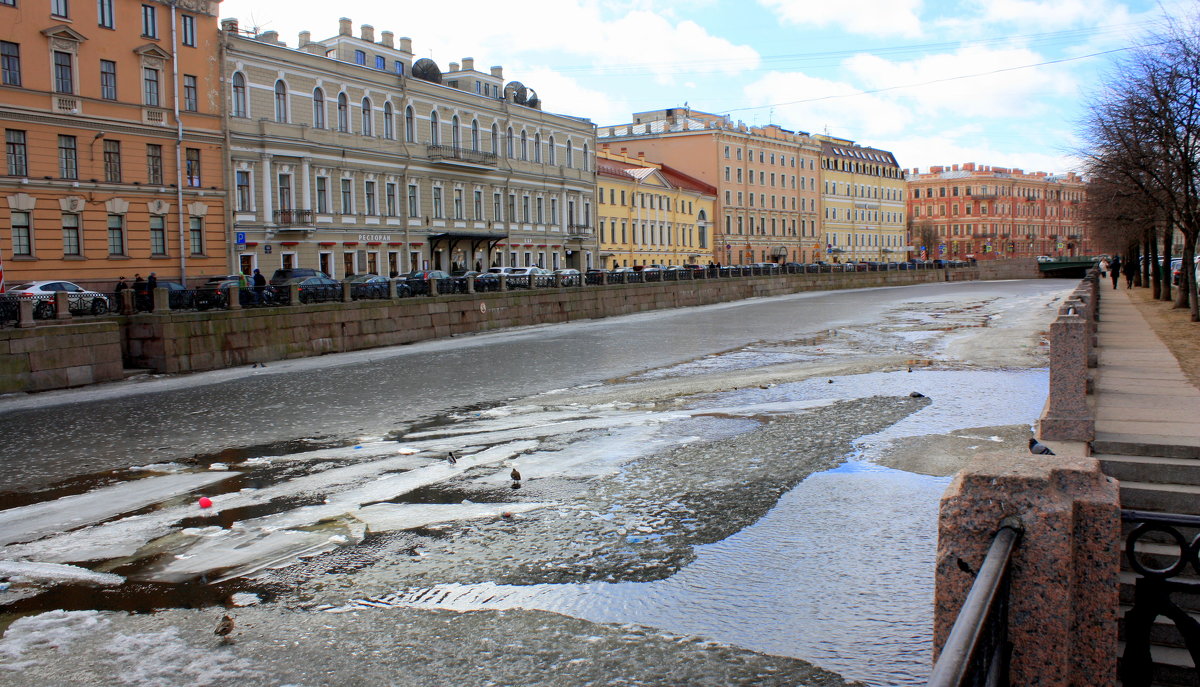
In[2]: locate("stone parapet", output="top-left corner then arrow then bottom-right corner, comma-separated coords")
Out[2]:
0,321 -> 124,393
935,450 -> 1120,685
1038,276 -> 1097,442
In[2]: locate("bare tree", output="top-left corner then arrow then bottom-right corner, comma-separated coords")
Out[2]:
1079,15 -> 1200,320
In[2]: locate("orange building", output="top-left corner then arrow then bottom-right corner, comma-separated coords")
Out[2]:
905,163 -> 1089,260
599,109 -> 822,265
0,0 -> 227,291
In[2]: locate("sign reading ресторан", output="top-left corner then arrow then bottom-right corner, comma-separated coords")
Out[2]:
357,234 -> 393,242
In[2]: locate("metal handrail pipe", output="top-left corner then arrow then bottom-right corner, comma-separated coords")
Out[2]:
928,523 -> 1022,687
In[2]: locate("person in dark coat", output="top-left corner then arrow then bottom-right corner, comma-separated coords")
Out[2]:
115,277 -> 128,293
147,272 -> 157,291
1109,256 -> 1121,289
1122,256 -> 1137,289
252,268 -> 266,299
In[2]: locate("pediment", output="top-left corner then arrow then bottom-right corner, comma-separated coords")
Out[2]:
41,25 -> 88,42
133,43 -> 173,60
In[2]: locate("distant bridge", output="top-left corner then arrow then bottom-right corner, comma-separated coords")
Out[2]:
1038,256 -> 1099,278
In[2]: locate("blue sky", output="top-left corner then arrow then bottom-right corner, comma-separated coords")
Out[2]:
220,0 -> 1191,176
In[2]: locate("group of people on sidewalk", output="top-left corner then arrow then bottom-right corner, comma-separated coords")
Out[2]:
1097,256 -> 1137,290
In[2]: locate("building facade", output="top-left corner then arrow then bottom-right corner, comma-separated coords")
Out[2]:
817,135 -> 907,263
905,163 -> 1089,260
222,18 -> 597,279
598,109 -> 821,265
595,150 -> 715,269
0,0 -> 228,289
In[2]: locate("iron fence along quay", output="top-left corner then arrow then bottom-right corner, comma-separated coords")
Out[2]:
0,261 -> 970,325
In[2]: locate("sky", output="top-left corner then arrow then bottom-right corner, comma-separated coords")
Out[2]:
218,0 -> 1193,176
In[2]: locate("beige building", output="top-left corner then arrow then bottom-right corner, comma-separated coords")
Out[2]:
817,135 -> 907,263
222,17 -> 597,278
598,109 -> 821,265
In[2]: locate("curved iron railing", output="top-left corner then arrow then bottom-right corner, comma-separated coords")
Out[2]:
1120,509 -> 1200,687
929,518 -> 1023,687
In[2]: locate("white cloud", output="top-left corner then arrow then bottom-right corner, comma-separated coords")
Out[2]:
509,67 -> 632,124
741,71 -> 914,139
759,0 -> 924,37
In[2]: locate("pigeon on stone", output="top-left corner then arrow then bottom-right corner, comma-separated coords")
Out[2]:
510,467 -> 522,482
446,451 -> 458,465
1028,438 -> 1055,455
215,615 -> 235,644
909,391 -> 926,398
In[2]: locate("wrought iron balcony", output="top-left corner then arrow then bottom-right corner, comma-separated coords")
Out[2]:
273,209 -> 314,227
567,224 -> 592,236
426,145 -> 498,166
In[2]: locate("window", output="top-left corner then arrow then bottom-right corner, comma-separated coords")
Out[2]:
312,88 -> 324,128
386,182 -> 397,216
522,196 -> 529,222
340,178 -> 352,213
181,14 -> 196,46
405,106 -> 414,142
62,213 -> 80,256
141,4 -> 156,38
491,124 -> 499,155
185,148 -> 200,187
453,189 -> 462,219
149,215 -> 166,254
11,211 -> 30,256
407,183 -> 418,217
53,51 -> 73,93
315,177 -> 328,213
432,186 -> 443,218
273,80 -> 287,122
471,120 -> 479,151
100,60 -> 116,99
548,136 -> 555,165
97,0 -> 113,28
58,135 -> 77,179
506,127 -> 514,158
183,74 -> 197,111
521,131 -> 527,160
144,67 -> 160,105
5,129 -> 26,176
235,170 -> 250,211
103,139 -> 120,182
277,174 -> 291,210
0,41 -> 19,86
361,98 -> 372,135
565,140 -> 573,168
395,60 -> 404,76
354,50 -> 365,65
337,93 -> 348,132
52,0 -> 69,18
429,110 -> 439,145
375,55 -> 385,70
534,133 -> 542,162
106,214 -> 124,255
383,102 -> 393,139
365,181 -> 376,215
473,190 -> 482,219
451,115 -> 460,148
189,217 -> 203,254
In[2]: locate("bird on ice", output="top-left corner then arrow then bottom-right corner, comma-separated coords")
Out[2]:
1028,438 -> 1055,455
446,451 -> 458,465
510,467 -> 522,482
215,615 -> 235,644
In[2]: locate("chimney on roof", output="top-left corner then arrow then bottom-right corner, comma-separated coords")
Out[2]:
399,37 -> 412,53
380,31 -> 394,48
221,18 -> 238,33
964,162 -> 975,171
361,24 -> 374,42
490,66 -> 503,78
462,57 -> 475,71
952,164 -> 959,171
259,30 -> 280,44
298,31 -> 310,48
449,62 -> 459,72
338,18 -> 352,36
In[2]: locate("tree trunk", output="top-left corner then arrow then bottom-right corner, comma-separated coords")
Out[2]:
1162,222 -> 1174,301
1183,233 -> 1198,322
1149,224 -> 1162,300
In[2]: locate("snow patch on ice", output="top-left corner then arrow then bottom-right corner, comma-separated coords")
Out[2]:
0,610 -> 110,671
229,592 -> 261,607
0,560 -> 124,586
105,626 -> 261,686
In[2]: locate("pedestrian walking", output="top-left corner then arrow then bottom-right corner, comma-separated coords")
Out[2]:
115,276 -> 128,293
133,274 -> 145,294
147,272 -> 157,291
252,268 -> 266,300
1122,256 -> 1136,289
1109,256 -> 1122,289
1098,258 -> 1109,278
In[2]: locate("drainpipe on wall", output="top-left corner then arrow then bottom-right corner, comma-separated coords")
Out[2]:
170,2 -> 186,282
219,25 -> 235,278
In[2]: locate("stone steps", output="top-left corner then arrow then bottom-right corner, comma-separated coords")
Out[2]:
1119,604 -> 1200,651
1097,439 -> 1200,460
1104,455 -> 1200,487
1118,641 -> 1198,687
1119,481 -> 1200,516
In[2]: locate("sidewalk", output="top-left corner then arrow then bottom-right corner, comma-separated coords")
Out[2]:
1093,287 -> 1200,453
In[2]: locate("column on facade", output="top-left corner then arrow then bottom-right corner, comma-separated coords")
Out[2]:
261,153 -> 274,223
301,157 -> 312,211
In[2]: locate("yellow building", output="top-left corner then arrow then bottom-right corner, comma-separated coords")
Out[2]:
595,150 -> 716,269
818,136 -> 907,263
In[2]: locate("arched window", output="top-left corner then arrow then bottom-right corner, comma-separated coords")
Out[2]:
312,88 -> 325,128
471,120 -> 479,151
547,135 -> 556,165
491,124 -> 498,155
337,93 -> 349,132
383,102 -> 394,139
273,80 -> 288,122
361,97 -> 372,136
506,127 -> 514,158
520,130 -> 528,160
405,106 -> 415,142
429,110 -> 439,145
533,133 -> 542,163
565,139 -> 573,168
451,115 -> 460,149
231,72 -> 247,118
582,143 -> 590,171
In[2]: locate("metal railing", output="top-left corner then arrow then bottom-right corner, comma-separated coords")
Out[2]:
426,145 -> 498,166
929,518 -> 1022,687
273,209 -> 314,226
1119,509 -> 1200,687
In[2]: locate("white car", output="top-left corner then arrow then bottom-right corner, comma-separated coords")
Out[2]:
6,280 -> 110,317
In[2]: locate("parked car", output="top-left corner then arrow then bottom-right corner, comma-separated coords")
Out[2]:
282,276 -> 342,304
269,267 -> 329,287
348,274 -> 389,299
6,281 -> 110,317
195,275 -> 275,309
553,268 -> 581,285
403,270 -> 454,295
155,280 -> 194,310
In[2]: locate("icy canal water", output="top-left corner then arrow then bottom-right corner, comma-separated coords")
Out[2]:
0,282 -> 1069,686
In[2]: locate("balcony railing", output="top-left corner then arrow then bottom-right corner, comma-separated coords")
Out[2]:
273,209 -> 314,227
567,224 -> 592,236
426,145 -> 498,166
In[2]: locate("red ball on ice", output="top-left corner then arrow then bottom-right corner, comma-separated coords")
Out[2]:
198,497 -> 213,508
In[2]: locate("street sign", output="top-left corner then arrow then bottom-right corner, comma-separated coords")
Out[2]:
236,232 -> 246,245
264,245 -> 273,254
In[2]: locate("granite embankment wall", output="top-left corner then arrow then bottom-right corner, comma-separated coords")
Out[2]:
0,259 -> 1040,392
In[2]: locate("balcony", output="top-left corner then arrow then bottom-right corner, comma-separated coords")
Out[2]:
273,209 -> 314,227
567,224 -> 592,237
51,95 -> 80,115
426,145 -> 498,167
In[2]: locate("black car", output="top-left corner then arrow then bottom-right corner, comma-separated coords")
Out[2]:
348,274 -> 390,300
194,276 -> 274,309
403,270 -> 454,295
282,276 -> 342,304
270,267 -> 329,287
457,271 -> 500,292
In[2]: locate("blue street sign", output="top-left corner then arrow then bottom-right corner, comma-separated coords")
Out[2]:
236,232 -> 246,245
263,245 -> 273,254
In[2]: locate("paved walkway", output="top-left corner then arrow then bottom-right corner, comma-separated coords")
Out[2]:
1094,286 -> 1200,452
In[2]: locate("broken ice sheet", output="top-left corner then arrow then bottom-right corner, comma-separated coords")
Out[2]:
0,560 -> 123,587
350,502 -> 554,533
135,527 -> 356,584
